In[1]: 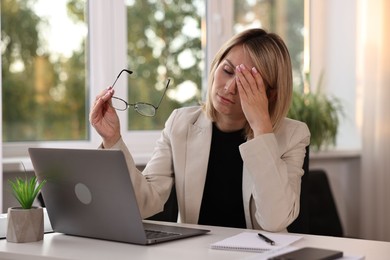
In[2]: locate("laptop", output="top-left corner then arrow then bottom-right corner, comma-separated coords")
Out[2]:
28,147 -> 209,245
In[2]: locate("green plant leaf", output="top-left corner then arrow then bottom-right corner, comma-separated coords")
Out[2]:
8,176 -> 46,209
287,90 -> 343,151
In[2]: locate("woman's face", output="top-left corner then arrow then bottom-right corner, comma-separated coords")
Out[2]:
211,45 -> 256,121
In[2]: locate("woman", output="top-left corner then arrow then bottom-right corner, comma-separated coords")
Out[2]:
90,28 -> 310,232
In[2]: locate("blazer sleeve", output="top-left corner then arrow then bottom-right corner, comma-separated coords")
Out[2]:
108,111 -> 178,219
239,119 -> 310,232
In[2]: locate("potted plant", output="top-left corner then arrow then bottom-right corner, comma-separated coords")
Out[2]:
6,176 -> 46,243
288,88 -> 343,152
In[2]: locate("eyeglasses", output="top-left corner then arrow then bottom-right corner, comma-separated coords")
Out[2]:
110,69 -> 171,117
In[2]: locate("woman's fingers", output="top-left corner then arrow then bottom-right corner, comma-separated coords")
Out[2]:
251,67 -> 266,94
236,64 -> 265,95
90,87 -> 115,125
235,64 -> 273,135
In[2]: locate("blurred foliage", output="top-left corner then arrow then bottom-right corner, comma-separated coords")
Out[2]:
66,0 -> 84,23
125,0 -> 203,130
234,0 -> 304,89
1,0 -> 87,141
288,77 -> 343,151
1,0 -> 203,140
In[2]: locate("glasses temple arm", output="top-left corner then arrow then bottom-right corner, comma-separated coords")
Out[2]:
111,69 -> 133,89
155,78 -> 171,109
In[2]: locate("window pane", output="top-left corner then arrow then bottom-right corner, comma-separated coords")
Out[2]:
234,0 -> 304,90
1,0 -> 87,142
125,0 -> 204,130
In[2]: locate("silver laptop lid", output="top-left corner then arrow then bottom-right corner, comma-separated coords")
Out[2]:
29,148 -> 148,244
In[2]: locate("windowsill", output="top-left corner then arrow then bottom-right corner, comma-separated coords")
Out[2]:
2,153 -> 152,173
310,149 -> 361,160
2,157 -> 33,172
3,149 -> 361,173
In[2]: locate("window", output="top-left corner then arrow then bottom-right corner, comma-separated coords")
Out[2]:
233,0 -> 305,90
1,0 -> 304,159
124,0 -> 204,131
205,0 -> 304,93
2,0 -> 206,160
4,1 -> 356,162
1,0 -> 88,142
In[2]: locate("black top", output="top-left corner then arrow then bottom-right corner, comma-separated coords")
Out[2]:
198,123 -> 247,228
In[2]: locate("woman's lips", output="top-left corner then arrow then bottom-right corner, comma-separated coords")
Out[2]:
218,94 -> 234,104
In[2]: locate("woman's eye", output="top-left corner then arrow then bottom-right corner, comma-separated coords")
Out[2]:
223,65 -> 234,75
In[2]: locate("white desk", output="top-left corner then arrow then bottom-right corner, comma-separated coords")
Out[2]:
0,221 -> 389,260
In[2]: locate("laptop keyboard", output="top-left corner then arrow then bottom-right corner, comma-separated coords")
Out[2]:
145,229 -> 181,239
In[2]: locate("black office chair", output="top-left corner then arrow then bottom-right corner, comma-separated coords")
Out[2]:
287,146 -> 310,233
287,146 -> 344,237
307,169 -> 344,237
146,186 -> 178,222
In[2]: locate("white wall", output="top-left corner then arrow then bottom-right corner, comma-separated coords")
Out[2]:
310,0 -> 361,151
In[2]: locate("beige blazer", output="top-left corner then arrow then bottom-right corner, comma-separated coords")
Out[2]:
111,106 -> 310,232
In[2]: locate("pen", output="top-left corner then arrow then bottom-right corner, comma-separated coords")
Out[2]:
258,233 -> 275,245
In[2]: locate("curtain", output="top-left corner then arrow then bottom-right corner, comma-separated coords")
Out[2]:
359,0 -> 390,241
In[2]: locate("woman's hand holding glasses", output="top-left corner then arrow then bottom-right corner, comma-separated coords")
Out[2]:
90,68 -> 170,148
90,86 -> 121,149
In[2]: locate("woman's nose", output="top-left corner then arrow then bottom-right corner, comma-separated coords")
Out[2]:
224,78 -> 237,94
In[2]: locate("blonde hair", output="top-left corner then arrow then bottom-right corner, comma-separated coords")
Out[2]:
203,28 -> 293,139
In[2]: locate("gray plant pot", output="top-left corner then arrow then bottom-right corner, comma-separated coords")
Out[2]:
6,207 -> 44,243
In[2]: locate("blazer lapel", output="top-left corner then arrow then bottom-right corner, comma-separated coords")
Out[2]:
183,114 -> 212,223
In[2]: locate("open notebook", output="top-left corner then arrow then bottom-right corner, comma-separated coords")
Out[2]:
210,232 -> 302,253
